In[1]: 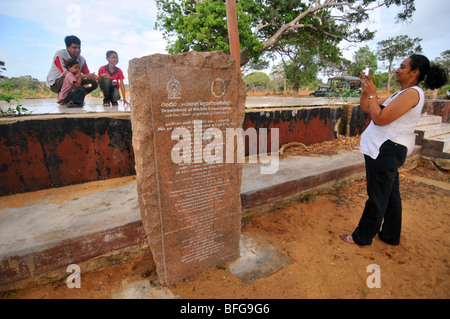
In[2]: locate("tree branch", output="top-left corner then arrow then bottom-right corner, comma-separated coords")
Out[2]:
256,0 -> 388,53
254,21 -> 273,35
182,0 -> 199,15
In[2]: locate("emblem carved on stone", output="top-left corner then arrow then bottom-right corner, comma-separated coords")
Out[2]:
211,78 -> 227,98
167,77 -> 181,99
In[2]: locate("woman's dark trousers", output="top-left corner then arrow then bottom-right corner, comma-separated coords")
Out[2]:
352,140 -> 407,246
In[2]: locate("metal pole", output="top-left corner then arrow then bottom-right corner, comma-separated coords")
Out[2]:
226,0 -> 241,70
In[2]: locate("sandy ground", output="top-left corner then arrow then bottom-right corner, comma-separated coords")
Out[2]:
1,150 -> 449,300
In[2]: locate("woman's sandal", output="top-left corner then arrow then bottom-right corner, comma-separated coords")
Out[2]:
339,233 -> 355,244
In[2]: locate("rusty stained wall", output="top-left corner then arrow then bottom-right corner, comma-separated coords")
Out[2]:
242,107 -> 345,155
349,105 -> 371,137
0,106 -> 370,196
425,100 -> 450,123
0,117 -> 135,196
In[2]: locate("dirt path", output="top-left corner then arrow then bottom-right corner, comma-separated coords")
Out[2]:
2,158 -> 448,300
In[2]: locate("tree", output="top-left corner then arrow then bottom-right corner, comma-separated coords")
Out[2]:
376,35 -> 422,91
271,25 -> 342,94
0,80 -> 15,93
155,0 -> 416,67
243,71 -> 271,91
321,58 -> 352,79
433,50 -> 450,75
347,45 -> 378,77
269,65 -> 287,92
0,61 -> 6,81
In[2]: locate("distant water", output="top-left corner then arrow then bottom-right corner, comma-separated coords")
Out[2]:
0,97 -> 130,115
1,96 -> 359,115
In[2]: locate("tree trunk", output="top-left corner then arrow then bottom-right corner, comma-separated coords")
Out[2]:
387,60 -> 393,92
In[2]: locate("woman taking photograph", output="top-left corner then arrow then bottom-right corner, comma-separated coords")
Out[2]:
340,54 -> 448,246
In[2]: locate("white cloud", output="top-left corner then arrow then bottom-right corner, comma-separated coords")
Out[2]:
0,0 -> 161,47
1,0 -> 167,81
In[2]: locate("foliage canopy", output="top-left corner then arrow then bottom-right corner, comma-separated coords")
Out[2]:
376,35 -> 422,90
155,0 -> 416,66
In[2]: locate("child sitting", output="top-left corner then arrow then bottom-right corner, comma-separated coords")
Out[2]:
58,59 -> 90,107
98,50 -> 129,107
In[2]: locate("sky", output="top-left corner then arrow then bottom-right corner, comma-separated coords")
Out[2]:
0,0 -> 449,85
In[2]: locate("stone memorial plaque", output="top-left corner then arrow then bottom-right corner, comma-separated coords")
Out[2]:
129,51 -> 246,286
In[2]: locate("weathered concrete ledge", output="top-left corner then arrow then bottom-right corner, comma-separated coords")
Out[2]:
0,147 -> 421,287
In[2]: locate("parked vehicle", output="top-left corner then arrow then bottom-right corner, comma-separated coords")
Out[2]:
309,86 -> 332,97
329,76 -> 361,97
310,76 -> 362,98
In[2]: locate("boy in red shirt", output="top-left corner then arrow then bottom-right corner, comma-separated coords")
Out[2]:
98,51 -> 129,106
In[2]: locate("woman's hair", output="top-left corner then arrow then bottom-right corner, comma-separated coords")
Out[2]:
409,54 -> 448,90
64,59 -> 79,69
106,50 -> 117,58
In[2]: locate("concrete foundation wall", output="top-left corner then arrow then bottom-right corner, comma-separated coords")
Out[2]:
0,114 -> 135,196
425,100 -> 450,123
243,107 -> 344,155
0,106 -> 368,196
